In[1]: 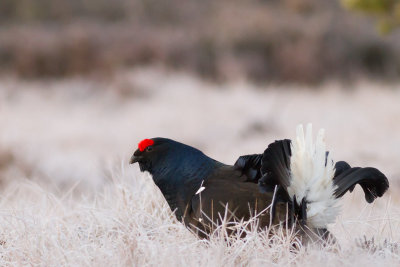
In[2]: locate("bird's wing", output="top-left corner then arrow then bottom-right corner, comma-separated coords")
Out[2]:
188,177 -> 278,233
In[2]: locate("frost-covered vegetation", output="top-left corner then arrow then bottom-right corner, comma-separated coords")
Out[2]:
0,69 -> 399,266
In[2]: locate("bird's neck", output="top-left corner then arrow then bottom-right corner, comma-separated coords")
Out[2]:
150,149 -> 222,220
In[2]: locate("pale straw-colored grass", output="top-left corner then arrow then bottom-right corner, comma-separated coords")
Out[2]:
0,167 -> 398,266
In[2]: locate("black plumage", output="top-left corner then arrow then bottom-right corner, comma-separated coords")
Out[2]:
130,136 -> 389,240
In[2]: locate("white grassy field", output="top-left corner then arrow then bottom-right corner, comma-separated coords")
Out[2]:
0,68 -> 400,266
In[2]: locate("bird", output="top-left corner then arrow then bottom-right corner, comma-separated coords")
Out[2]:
129,124 -> 389,242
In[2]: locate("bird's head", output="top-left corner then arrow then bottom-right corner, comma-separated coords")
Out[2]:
129,138 -> 169,173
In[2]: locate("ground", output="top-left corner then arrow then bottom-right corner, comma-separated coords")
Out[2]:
0,68 -> 399,266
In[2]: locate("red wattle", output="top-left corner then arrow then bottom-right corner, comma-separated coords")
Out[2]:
138,139 -> 154,151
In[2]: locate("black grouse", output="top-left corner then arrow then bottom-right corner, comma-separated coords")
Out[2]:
129,124 -> 389,240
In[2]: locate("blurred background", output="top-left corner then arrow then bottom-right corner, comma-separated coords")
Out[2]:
0,0 -> 399,191
1,0 -> 400,83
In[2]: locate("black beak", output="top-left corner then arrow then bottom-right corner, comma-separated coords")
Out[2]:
129,149 -> 143,164
129,156 -> 139,164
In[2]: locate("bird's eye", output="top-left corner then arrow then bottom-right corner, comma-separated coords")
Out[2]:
146,146 -> 153,152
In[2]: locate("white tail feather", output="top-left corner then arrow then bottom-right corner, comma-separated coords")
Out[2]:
288,124 -> 340,229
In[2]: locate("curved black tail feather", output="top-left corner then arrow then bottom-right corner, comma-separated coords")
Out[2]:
333,167 -> 389,203
259,139 -> 292,195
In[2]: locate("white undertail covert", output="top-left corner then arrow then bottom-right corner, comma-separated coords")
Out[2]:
288,124 -> 340,229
